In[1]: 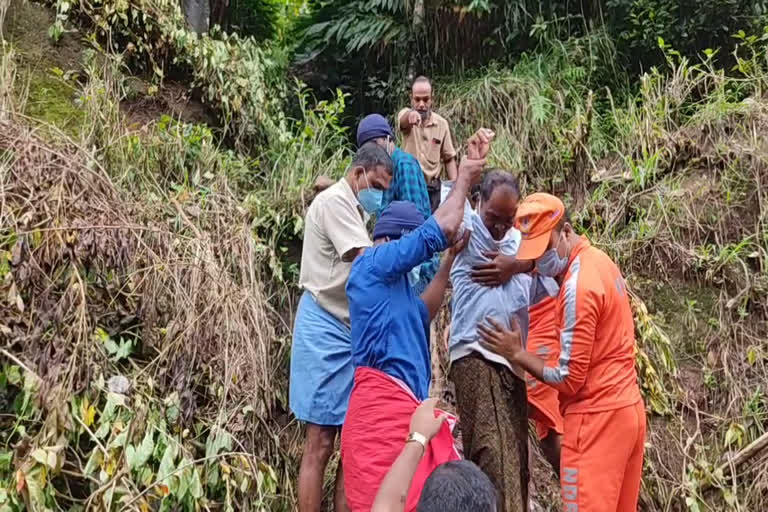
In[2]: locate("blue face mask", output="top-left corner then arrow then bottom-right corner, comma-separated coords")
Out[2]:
407,265 -> 421,287
357,171 -> 383,214
536,235 -> 569,277
359,188 -> 383,214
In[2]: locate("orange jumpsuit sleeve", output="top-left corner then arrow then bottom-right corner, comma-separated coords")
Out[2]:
542,259 -> 602,395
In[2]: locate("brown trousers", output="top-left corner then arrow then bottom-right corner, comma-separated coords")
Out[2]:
451,354 -> 529,512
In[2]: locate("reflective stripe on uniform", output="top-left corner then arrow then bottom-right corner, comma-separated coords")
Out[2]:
543,256 -> 581,384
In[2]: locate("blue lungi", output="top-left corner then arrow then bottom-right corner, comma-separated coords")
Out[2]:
289,291 -> 354,426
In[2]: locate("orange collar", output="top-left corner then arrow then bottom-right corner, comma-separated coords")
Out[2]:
567,235 -> 591,267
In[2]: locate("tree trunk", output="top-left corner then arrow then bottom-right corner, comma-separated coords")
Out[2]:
181,0 -> 210,34
406,0 -> 425,82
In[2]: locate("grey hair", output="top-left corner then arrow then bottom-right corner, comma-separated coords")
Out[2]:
352,141 -> 394,175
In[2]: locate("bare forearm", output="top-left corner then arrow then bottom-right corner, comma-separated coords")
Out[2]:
372,442 -> 424,512
432,129 -> 490,241
445,158 -> 458,181
433,173 -> 470,241
421,254 -> 455,320
514,351 -> 547,381
510,258 -> 535,273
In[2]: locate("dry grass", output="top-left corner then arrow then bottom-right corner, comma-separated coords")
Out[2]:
0,92 -> 301,509
3,3 -> 768,508
573,63 -> 768,511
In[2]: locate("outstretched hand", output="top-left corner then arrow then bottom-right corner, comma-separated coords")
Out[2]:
477,316 -> 524,363
407,110 -> 422,127
410,398 -> 447,442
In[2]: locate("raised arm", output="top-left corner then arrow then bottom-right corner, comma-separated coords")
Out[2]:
369,128 -> 493,281
433,128 -> 494,243
367,217 -> 447,282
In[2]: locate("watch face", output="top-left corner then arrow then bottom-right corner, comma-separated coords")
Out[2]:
407,432 -> 427,446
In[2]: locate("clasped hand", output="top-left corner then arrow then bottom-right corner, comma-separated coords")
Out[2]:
458,128 -> 495,184
409,398 -> 447,442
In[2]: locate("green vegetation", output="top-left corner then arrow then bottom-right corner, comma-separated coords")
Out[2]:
23,70 -> 83,135
1,0 -> 768,510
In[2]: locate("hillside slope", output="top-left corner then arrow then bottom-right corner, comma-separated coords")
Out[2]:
2,2 -> 768,511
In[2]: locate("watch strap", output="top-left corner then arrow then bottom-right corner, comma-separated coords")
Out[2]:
406,432 -> 428,450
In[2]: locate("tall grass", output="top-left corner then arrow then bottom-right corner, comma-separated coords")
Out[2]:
246,86 -> 352,284
433,28 -> 768,511
4,2 -> 768,509
0,42 -> 16,120
436,32 -> 621,199
0,39 -> 345,510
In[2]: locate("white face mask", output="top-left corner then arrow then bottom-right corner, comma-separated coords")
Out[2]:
536,232 -> 569,277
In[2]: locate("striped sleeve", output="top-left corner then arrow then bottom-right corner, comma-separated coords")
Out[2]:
542,256 -> 599,394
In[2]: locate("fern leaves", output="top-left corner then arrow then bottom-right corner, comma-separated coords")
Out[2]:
298,0 -> 408,58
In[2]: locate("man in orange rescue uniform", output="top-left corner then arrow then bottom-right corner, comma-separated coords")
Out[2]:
477,192 -> 646,512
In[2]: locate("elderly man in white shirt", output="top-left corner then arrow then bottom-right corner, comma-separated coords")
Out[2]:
444,170 -> 557,512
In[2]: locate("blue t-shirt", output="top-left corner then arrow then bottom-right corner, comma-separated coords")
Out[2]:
346,216 -> 448,400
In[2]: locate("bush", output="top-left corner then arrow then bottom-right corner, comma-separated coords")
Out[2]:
47,0 -> 288,145
0,45 -> 303,511
605,0 -> 768,70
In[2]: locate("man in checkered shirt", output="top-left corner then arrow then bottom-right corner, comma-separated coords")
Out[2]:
356,114 -> 437,295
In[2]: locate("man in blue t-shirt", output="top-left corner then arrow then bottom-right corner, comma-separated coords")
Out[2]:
340,128 -> 494,511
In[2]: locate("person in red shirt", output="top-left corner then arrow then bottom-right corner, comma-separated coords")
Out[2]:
477,193 -> 646,512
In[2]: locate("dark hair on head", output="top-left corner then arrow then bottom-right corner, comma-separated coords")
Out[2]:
412,75 -> 432,89
556,208 -> 572,230
352,141 -> 394,175
417,461 -> 497,512
470,183 -> 481,206
480,169 -> 520,202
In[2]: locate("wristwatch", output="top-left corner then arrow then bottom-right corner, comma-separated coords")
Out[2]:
406,432 -> 428,451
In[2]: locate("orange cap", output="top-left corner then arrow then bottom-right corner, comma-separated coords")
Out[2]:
514,193 -> 565,260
